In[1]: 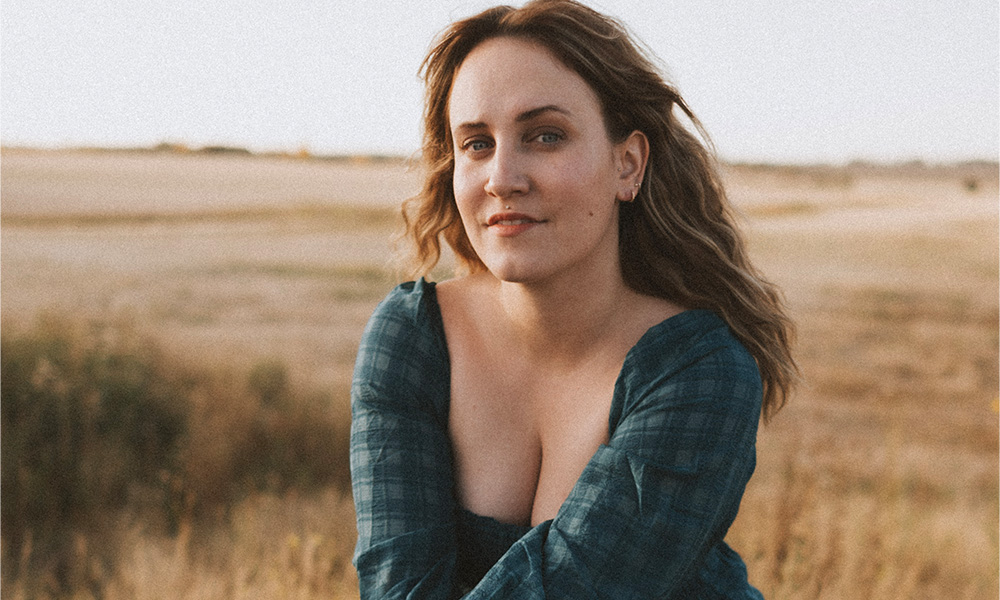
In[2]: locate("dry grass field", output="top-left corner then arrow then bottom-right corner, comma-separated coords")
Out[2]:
2,148 -> 997,599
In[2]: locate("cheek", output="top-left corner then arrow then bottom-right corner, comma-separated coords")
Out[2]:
452,171 -> 481,228
452,161 -> 479,201
560,146 -> 617,198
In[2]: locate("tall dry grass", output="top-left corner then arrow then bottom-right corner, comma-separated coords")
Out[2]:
1,316 -> 355,599
728,285 -> 998,599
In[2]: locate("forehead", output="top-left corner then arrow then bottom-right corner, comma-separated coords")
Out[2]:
448,36 -> 603,128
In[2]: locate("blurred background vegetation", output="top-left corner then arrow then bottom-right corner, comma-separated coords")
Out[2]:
2,315 -> 353,598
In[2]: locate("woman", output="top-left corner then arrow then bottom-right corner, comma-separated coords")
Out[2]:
350,1 -> 796,597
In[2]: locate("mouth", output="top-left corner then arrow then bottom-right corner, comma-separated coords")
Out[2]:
487,212 -> 542,226
486,212 -> 544,236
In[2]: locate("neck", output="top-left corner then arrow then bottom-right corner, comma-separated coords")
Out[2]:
493,267 -> 634,365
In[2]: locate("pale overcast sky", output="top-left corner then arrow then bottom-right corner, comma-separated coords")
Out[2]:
2,0 -> 997,163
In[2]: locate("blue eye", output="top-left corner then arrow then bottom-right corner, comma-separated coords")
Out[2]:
534,131 -> 563,145
463,138 -> 492,153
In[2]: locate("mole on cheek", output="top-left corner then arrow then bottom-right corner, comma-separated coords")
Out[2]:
588,211 -> 594,217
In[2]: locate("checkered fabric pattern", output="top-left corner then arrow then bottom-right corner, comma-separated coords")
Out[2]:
351,279 -> 765,599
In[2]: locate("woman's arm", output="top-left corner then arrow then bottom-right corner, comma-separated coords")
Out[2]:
464,316 -> 764,599
350,282 -> 460,600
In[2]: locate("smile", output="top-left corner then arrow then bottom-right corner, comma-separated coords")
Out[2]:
486,212 -> 542,226
486,212 -> 544,236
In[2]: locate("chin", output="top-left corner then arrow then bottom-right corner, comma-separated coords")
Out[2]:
485,261 -> 555,285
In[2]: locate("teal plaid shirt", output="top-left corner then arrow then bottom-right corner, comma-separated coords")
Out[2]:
350,279 -> 764,599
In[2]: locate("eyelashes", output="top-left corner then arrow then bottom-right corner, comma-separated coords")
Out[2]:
534,131 -> 563,145
458,130 -> 566,156
462,138 -> 492,153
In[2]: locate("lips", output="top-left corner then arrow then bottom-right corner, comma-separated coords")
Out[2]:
486,211 -> 544,236
487,212 -> 538,226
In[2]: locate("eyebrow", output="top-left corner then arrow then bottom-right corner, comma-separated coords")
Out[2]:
516,104 -> 571,122
453,104 -> 572,132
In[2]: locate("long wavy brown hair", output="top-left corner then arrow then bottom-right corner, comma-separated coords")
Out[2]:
401,0 -> 797,420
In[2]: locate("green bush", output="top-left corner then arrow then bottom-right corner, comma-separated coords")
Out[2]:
0,316 -> 351,591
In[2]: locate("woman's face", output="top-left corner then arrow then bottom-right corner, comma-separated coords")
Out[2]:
448,36 -> 633,285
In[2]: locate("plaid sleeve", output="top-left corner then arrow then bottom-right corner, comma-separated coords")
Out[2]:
350,281 -> 459,600
464,312 -> 764,599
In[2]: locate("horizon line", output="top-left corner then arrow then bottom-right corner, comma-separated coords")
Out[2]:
2,143 -> 997,170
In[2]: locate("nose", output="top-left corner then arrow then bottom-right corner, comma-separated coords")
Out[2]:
483,144 -> 529,199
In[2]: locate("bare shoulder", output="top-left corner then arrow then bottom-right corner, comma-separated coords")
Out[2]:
435,273 -> 503,356
626,291 -> 687,337
435,272 -> 497,321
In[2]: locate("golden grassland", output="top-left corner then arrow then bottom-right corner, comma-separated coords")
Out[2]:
1,148 -> 997,599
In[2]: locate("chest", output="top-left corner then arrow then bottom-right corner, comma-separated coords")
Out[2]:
447,345 -> 622,527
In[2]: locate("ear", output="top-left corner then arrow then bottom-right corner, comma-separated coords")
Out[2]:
615,130 -> 649,202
